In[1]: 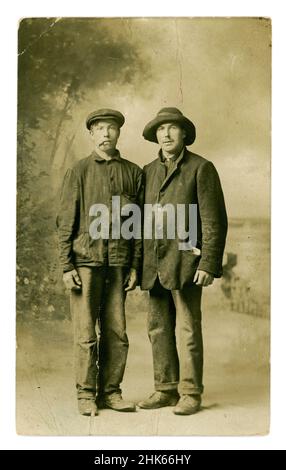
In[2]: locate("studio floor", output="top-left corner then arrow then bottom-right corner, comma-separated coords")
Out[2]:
16,286 -> 270,437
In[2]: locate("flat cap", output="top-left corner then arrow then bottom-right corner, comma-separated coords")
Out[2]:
86,108 -> 125,130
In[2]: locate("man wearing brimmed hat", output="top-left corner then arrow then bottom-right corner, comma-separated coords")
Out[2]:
57,108 -> 143,416
138,107 -> 228,415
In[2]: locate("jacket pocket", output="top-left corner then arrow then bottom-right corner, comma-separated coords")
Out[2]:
72,232 -> 90,259
120,193 -> 137,205
120,193 -> 137,218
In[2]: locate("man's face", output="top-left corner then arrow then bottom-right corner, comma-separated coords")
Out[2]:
156,122 -> 186,154
90,119 -> 120,153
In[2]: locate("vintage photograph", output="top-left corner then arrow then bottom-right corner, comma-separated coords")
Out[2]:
16,17 -> 271,435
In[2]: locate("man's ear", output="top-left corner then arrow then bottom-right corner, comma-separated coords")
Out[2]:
114,127 -> 120,140
182,128 -> 187,139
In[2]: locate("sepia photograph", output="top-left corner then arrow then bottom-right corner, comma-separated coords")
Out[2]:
16,17 -> 271,436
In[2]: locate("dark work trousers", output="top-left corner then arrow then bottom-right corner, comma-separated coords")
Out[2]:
70,266 -> 128,399
148,278 -> 204,396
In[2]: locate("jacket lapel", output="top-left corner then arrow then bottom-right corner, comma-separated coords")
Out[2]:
159,147 -> 186,192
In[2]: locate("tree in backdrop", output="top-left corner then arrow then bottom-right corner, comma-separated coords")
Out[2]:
17,18 -> 149,319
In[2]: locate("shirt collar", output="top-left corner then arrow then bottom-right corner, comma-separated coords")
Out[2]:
92,149 -> 122,162
159,146 -> 185,163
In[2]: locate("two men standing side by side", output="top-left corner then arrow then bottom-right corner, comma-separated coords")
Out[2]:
57,106 -> 227,418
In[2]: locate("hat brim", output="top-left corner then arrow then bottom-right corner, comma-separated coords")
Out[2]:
143,115 -> 196,146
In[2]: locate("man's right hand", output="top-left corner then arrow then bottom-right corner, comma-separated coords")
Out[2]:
63,269 -> 82,291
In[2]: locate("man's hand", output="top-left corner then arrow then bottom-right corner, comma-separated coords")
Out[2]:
193,270 -> 214,287
63,269 -> 82,291
124,268 -> 138,292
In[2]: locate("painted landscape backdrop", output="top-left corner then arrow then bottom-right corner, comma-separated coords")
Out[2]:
16,18 -> 270,435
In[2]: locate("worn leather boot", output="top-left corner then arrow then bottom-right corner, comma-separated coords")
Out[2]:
173,394 -> 201,415
78,398 -> 98,416
138,391 -> 179,409
102,391 -> 136,412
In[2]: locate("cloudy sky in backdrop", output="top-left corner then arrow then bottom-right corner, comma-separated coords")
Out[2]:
52,18 -> 271,219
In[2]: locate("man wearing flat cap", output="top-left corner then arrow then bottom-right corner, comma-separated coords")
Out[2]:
57,109 -> 143,416
138,107 -> 228,415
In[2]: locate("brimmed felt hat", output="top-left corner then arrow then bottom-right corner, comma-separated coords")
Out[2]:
86,108 -> 125,130
143,107 -> 196,145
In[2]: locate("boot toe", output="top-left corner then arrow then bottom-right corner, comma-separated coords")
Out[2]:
138,391 -> 179,409
103,392 -> 136,412
173,395 -> 201,415
78,398 -> 98,416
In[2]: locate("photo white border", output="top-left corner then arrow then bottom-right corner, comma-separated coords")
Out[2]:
1,0 -> 285,451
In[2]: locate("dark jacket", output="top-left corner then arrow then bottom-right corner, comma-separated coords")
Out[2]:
141,148 -> 228,290
56,151 -> 143,273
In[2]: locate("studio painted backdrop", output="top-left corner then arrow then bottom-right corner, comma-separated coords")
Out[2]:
16,18 -> 271,435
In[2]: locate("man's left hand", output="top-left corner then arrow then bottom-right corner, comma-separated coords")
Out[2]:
124,268 -> 138,292
193,270 -> 214,287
